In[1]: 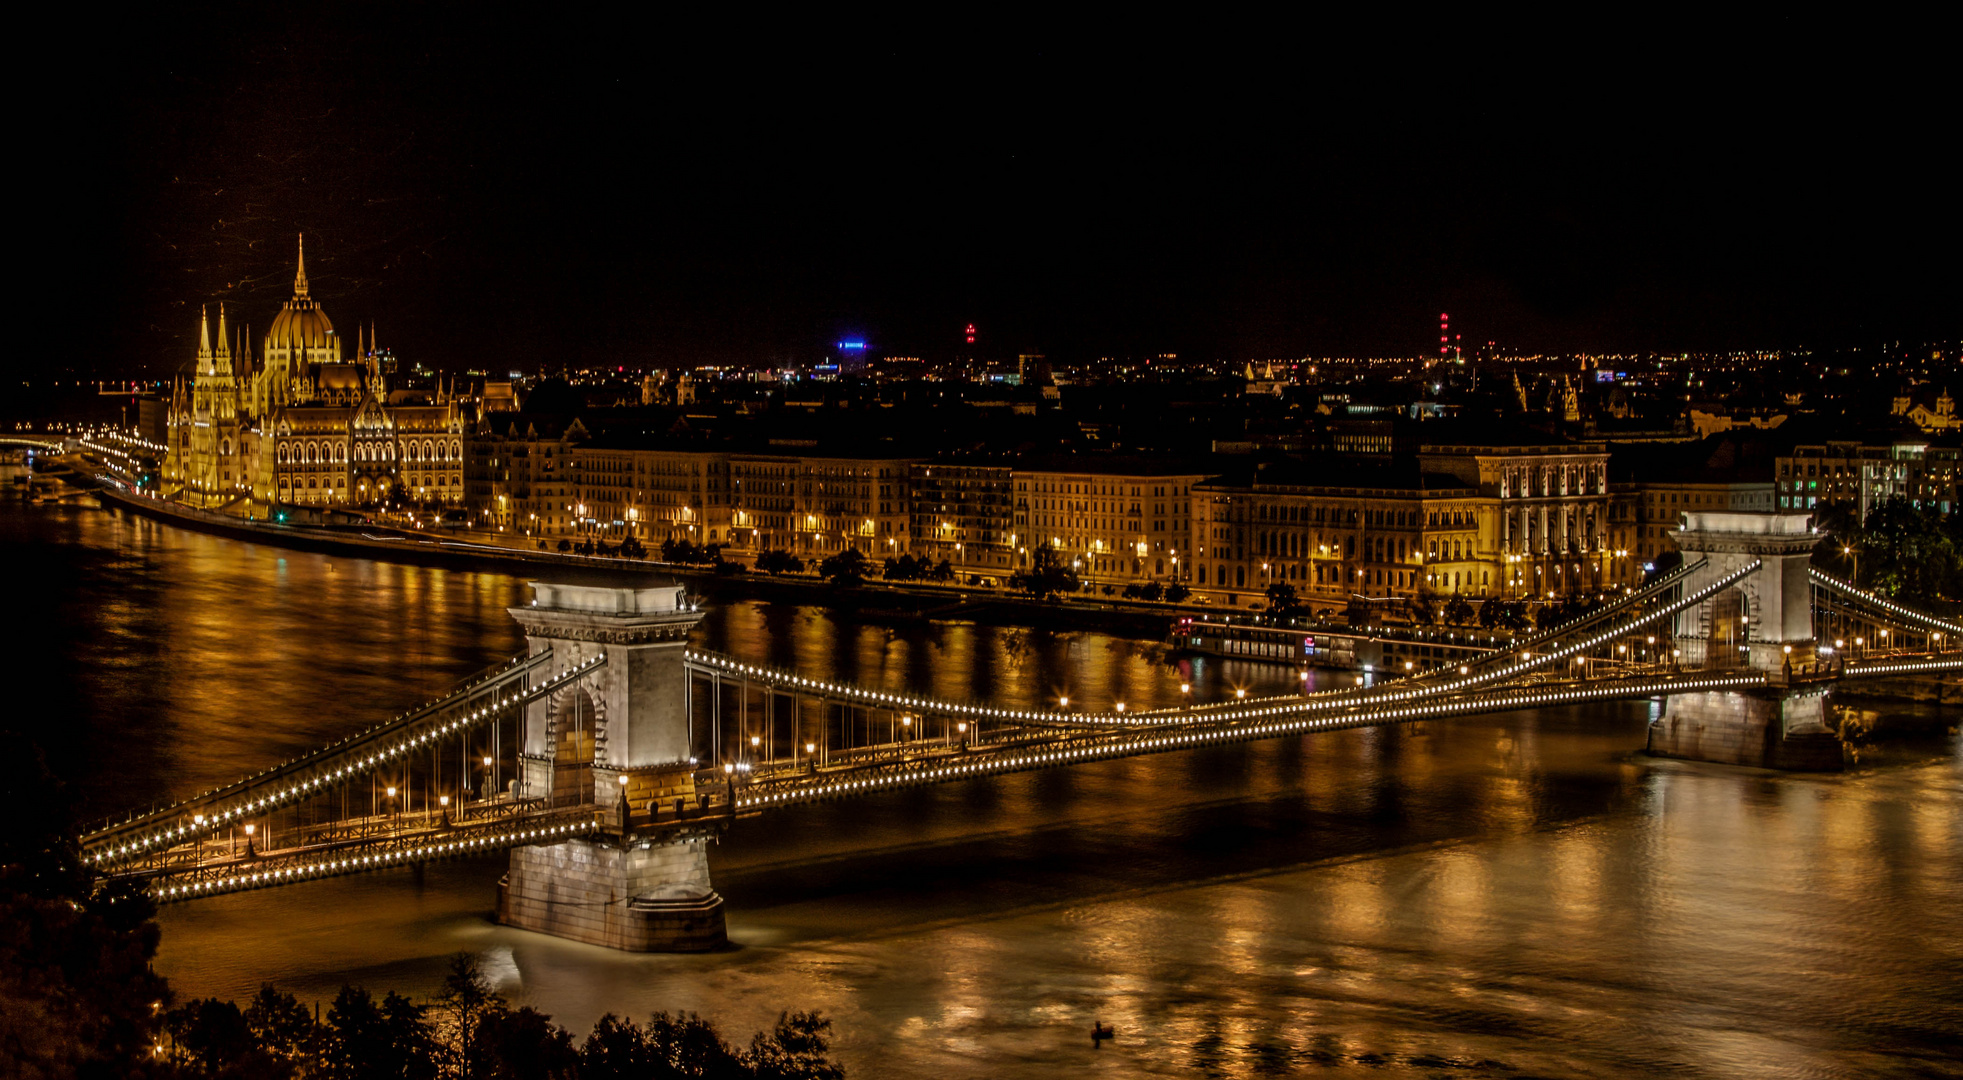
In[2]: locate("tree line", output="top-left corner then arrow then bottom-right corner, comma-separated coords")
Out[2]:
156,959 -> 841,1080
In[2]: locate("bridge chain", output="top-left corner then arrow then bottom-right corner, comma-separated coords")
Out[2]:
84,653 -> 606,869
734,671 -> 1769,812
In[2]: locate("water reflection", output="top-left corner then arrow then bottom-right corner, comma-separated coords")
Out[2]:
9,501 -> 1961,1078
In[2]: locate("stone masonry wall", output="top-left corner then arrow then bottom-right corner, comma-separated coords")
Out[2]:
1647,688 -> 1843,771
499,837 -> 724,951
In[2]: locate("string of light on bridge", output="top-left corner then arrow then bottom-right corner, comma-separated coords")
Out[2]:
1809,568 -> 1963,638
735,673 -> 1766,811
685,560 -> 1760,732
86,655 -> 607,866
151,819 -> 601,902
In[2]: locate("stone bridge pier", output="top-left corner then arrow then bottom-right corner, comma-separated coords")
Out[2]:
495,581 -> 727,951
1646,512 -> 1845,771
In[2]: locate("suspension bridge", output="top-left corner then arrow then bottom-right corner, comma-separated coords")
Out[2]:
79,511 -> 1961,951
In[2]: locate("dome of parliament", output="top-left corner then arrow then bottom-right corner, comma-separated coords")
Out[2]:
264,235 -> 336,354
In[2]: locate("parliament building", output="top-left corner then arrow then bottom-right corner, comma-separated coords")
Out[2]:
165,238 -> 469,510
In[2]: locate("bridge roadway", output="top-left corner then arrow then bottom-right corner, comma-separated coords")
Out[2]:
80,545 -> 1962,904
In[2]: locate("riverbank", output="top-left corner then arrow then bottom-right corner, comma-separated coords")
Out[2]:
89,486 -> 1181,637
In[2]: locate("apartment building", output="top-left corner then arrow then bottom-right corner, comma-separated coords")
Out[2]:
1013,456 -> 1203,588
910,459 -> 1016,581
728,449 -> 916,559
1777,439 -> 1959,518
1190,460 -> 1496,610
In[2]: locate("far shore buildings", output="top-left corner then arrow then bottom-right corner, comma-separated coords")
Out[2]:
165,238 -> 469,511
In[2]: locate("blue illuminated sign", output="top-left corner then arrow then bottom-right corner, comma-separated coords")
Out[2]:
838,341 -> 866,350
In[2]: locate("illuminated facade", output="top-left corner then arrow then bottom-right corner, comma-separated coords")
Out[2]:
910,461 -> 1016,581
1190,464 -> 1497,610
166,237 -> 468,509
1013,459 -> 1203,589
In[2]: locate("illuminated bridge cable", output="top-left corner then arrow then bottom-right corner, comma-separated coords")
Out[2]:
83,652 -> 606,866
1806,568 -> 1963,639
687,560 -> 1765,759
734,672 -> 1766,812
141,812 -> 605,902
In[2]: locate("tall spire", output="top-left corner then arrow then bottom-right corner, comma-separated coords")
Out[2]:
294,233 -> 310,298
214,304 -> 231,378
198,306 -> 212,376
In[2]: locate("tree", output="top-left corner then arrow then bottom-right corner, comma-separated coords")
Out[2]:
1859,497 -> 1960,600
163,998 -> 263,1076
1264,582 -> 1303,622
1406,592 -> 1438,626
1441,595 -> 1475,626
431,954 -> 500,1080
556,538 -> 572,553
818,548 -> 871,587
1163,582 -> 1190,603
1011,545 -> 1080,600
1139,581 -> 1165,602
323,986 -> 434,1080
647,1012 -> 747,1078
743,1011 -> 845,1080
1342,596 -> 1372,626
579,1014 -> 656,1080
661,539 -> 706,564
755,549 -> 805,576
0,739 -> 169,1080
930,559 -> 955,582
244,982 -> 321,1068
478,1006 -> 578,1080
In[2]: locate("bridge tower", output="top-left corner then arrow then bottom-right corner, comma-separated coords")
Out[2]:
496,581 -> 727,951
1646,512 -> 1844,770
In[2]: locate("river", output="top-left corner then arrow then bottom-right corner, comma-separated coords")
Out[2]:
9,499 -> 1961,1078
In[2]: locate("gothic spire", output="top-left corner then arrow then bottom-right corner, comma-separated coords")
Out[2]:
294,234 -> 310,298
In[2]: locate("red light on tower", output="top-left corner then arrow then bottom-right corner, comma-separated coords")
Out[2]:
1439,313 -> 1450,356
965,323 -> 976,345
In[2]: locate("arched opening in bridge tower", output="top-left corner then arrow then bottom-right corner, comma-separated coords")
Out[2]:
1709,586 -> 1748,669
551,688 -> 599,807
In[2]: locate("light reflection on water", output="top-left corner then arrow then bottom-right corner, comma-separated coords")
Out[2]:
10,501 -> 1962,1078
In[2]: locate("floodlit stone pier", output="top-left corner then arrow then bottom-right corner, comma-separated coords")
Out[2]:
1645,512 -> 1846,772
497,580 -> 727,951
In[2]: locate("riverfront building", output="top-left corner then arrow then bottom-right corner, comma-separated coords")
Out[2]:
165,238 -> 469,510
1189,460 -> 1495,611
910,459 -> 1017,582
1012,457 -> 1204,591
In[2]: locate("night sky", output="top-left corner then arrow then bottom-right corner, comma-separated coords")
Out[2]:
44,13 -> 1959,376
